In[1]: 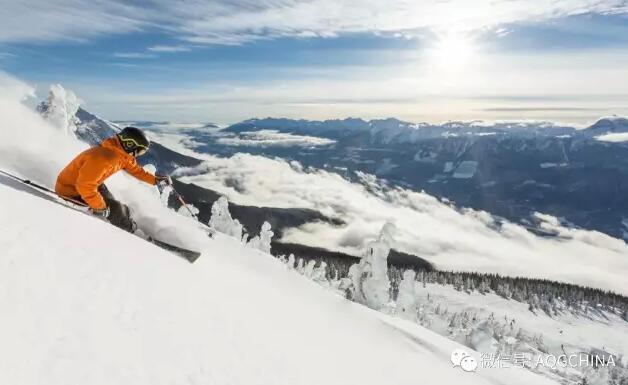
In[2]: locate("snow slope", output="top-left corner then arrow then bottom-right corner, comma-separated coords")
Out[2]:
0,176 -> 559,385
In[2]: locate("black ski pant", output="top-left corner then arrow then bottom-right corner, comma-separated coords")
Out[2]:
71,184 -> 136,233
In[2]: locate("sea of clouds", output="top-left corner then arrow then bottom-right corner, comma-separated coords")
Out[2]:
169,140 -> 628,295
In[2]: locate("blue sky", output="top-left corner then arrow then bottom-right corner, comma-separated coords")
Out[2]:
1,0 -> 627,125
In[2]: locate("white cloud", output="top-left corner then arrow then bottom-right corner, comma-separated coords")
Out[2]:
0,1 -> 147,43
147,45 -> 191,53
171,0 -> 628,44
216,130 -> 335,147
171,151 -> 628,295
596,132 -> 628,142
1,0 -> 627,44
113,52 -> 157,59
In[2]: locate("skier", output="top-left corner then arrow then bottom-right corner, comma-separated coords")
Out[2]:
55,127 -> 171,232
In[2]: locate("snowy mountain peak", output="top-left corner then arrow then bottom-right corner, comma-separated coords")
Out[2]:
74,107 -> 120,144
227,116 -> 578,145
584,115 -> 628,136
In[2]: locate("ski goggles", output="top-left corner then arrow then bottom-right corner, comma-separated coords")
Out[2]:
134,146 -> 148,157
119,137 -> 149,157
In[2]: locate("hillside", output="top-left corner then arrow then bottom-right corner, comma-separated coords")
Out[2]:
0,171 -> 560,385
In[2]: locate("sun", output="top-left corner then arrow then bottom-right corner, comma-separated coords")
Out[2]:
428,31 -> 475,71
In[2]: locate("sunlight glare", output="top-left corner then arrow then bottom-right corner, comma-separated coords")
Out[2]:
429,31 -> 475,72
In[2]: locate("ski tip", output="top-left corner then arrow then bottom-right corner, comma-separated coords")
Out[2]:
150,239 -> 202,263
184,252 -> 202,264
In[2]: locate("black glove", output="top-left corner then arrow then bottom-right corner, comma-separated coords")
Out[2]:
155,174 -> 172,186
90,207 -> 110,219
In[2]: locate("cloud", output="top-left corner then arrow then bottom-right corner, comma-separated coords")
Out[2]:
108,62 -> 141,68
482,107 -> 597,112
169,149 -> 628,295
216,130 -> 336,147
147,45 -> 191,53
0,1 -> 147,43
170,0 -> 628,45
596,132 -> 628,142
1,0 -> 628,45
113,52 -> 157,59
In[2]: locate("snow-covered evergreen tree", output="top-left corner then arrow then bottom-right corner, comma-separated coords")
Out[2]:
303,260 -> 316,278
259,221 -> 273,253
247,221 -> 273,253
348,222 -> 395,310
396,270 -> 418,321
296,258 -> 305,274
312,261 -> 328,284
496,282 -> 512,299
209,196 -> 244,239
286,254 -> 295,270
478,279 -> 491,294
37,84 -> 81,135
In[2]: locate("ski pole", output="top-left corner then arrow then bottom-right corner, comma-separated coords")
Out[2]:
169,184 -> 215,237
171,186 -> 198,219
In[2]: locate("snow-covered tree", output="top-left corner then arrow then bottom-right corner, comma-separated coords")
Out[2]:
209,196 -> 244,239
348,222 -> 395,310
496,282 -> 512,299
303,260 -> 316,278
396,270 -> 418,321
286,254 -> 295,270
37,84 -> 81,135
259,222 -> 273,252
247,221 -> 273,253
478,279 -> 491,294
312,261 -> 328,284
296,258 -> 305,274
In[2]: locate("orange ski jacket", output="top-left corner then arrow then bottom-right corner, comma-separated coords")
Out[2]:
55,136 -> 157,209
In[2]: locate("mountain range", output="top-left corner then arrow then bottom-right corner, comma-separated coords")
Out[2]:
181,115 -> 628,240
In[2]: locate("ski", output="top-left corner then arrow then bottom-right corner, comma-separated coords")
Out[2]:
150,239 -> 202,263
0,170 -> 202,263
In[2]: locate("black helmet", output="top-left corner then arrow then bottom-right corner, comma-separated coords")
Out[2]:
117,126 -> 150,157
